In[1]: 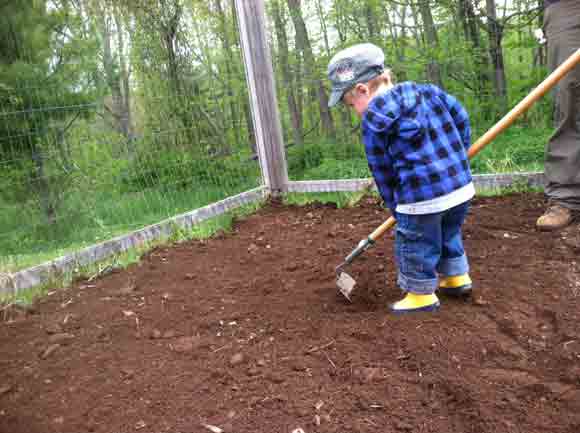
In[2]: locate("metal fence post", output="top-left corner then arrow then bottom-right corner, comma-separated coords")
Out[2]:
234,0 -> 289,195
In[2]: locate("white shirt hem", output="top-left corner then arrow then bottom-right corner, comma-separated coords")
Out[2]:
395,182 -> 475,215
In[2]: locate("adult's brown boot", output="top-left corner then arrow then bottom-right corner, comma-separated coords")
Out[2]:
536,203 -> 574,231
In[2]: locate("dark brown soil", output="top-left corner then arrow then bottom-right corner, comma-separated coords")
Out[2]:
1,193 -> 580,433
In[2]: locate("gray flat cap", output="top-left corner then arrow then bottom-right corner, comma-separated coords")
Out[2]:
327,43 -> 385,107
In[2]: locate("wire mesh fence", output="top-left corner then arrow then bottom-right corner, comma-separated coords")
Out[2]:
0,98 -> 262,273
0,1 -> 262,274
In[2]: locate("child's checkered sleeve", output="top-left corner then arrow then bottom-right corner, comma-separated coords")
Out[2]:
362,91 -> 404,212
364,135 -> 397,212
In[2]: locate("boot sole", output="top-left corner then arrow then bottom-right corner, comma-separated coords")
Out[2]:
438,284 -> 472,297
389,301 -> 441,314
537,223 -> 573,232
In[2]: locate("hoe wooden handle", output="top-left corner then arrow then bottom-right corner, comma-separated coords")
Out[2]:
372,48 -> 580,239
369,216 -> 397,241
468,47 -> 580,159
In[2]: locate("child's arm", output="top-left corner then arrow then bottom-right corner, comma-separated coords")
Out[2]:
362,91 -> 404,215
430,85 -> 471,151
363,133 -> 397,212
363,91 -> 405,212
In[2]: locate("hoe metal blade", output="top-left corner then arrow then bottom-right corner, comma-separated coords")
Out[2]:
336,271 -> 357,302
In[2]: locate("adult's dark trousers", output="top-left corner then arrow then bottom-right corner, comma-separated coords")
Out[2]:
543,0 -> 580,210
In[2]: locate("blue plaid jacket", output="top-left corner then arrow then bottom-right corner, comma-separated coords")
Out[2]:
362,82 -> 472,212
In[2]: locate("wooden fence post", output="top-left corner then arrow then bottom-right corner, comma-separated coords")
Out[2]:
234,0 -> 288,195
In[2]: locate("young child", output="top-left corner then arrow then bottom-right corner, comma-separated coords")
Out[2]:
327,43 -> 474,314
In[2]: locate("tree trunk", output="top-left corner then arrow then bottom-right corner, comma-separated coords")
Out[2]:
315,0 -> 331,57
486,0 -> 508,115
397,4 -> 408,82
31,141 -> 56,225
286,0 -> 335,138
97,4 -> 125,144
458,0 -> 489,93
163,5 -> 181,96
160,0 -> 218,147
271,0 -> 303,147
409,3 -> 424,54
113,7 -> 135,157
418,0 -> 443,88
365,0 -> 377,40
334,0 -> 347,44
215,0 -> 237,152
534,0 -> 546,68
384,3 -> 407,81
230,0 -> 256,152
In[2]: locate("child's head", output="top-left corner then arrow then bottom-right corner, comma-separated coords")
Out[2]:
327,43 -> 394,116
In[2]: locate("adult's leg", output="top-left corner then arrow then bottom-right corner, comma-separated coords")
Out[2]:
539,0 -> 580,230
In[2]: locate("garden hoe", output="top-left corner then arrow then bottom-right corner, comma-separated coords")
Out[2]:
336,47 -> 580,301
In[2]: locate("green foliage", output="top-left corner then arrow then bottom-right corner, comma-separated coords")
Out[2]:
0,1 -> 97,157
287,142 -> 325,175
283,191 -> 368,208
287,139 -> 368,179
470,127 -> 549,174
302,158 -> 370,180
0,161 -> 33,203
120,150 -> 260,192
476,183 -> 544,198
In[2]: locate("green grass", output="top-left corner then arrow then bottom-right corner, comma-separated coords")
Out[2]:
283,190 -> 372,208
0,180 -> 258,273
469,126 -> 550,174
286,126 -> 550,180
0,198 -> 265,305
474,182 -> 543,197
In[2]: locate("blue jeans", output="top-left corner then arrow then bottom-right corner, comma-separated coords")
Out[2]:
394,201 -> 470,295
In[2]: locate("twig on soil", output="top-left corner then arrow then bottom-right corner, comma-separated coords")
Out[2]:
323,351 -> 336,369
212,343 -> 232,353
365,417 -> 379,425
436,335 -> 451,356
563,340 -> 576,348
306,339 -> 335,354
557,386 -> 577,399
0,302 -> 14,312
201,423 -> 223,433
1,303 -> 15,322
0,273 -> 14,292
61,299 -> 73,308
88,264 -> 114,282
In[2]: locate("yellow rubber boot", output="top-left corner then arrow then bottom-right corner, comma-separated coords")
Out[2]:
439,274 -> 472,297
389,292 -> 440,314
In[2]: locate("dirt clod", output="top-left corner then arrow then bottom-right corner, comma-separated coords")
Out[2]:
40,344 -> 60,359
45,323 -> 63,335
170,336 -> 202,353
48,333 -> 75,345
229,353 -> 246,366
162,330 -> 177,339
